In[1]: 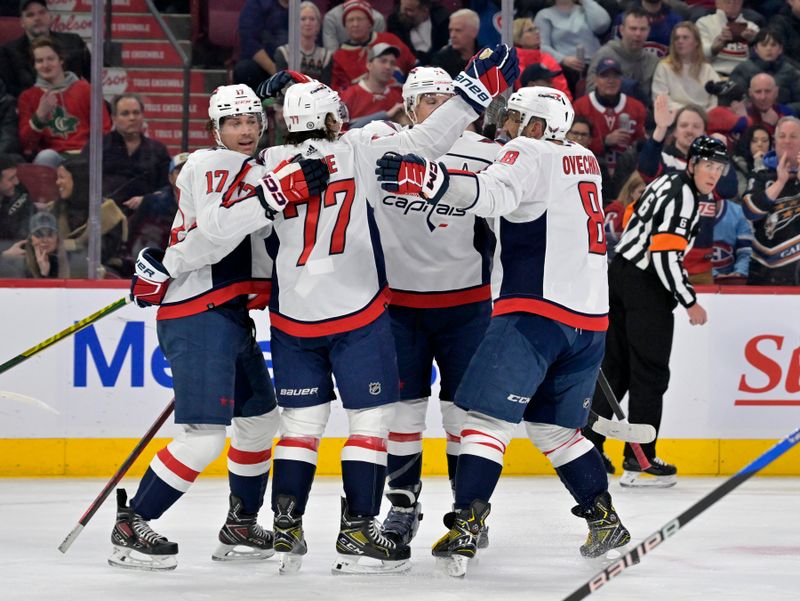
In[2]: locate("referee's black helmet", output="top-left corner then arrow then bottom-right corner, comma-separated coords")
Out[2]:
687,135 -> 728,166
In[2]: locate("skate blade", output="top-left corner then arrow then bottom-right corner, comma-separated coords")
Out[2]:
108,546 -> 177,571
619,471 -> 677,488
581,543 -> 631,564
331,555 -> 411,575
476,527 -> 490,550
211,542 -> 276,562
278,552 -> 304,574
434,555 -> 470,578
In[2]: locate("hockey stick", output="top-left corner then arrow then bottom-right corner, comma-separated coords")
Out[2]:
0,296 -> 131,375
589,411 -> 655,444
0,390 -> 60,415
57,397 -> 175,554
597,369 -> 651,470
562,426 -> 800,601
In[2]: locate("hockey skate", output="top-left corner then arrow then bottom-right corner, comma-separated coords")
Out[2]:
381,483 -> 423,546
108,489 -> 178,571
619,456 -> 677,488
571,491 -> 631,559
432,499 -> 491,578
212,494 -> 275,562
332,498 -> 411,575
273,494 -> 308,574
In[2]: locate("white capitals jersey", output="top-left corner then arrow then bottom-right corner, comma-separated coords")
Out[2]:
158,147 -> 273,320
260,96 -> 479,337
372,129 -> 500,308
445,136 -> 608,331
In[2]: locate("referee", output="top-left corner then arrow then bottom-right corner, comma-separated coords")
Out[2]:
585,136 -> 728,488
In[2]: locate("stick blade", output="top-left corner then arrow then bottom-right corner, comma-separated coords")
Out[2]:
592,417 -> 656,444
58,523 -> 84,554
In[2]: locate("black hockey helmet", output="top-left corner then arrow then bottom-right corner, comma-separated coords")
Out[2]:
687,135 -> 728,167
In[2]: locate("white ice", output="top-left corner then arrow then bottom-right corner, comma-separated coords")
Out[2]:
1,476 -> 797,601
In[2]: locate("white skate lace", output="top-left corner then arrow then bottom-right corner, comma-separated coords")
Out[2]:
368,520 -> 396,549
132,516 -> 166,544
651,457 -> 669,466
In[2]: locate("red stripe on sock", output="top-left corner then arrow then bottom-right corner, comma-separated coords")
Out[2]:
388,432 -> 422,442
157,447 -> 200,482
461,428 -> 506,452
228,446 -> 272,464
276,436 -> 320,451
543,429 -> 582,456
476,441 -> 505,454
344,435 -> 387,452
445,432 -> 461,443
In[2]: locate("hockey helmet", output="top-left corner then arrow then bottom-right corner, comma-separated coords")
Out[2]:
507,86 -> 574,141
208,84 -> 266,148
282,80 -> 349,133
687,135 -> 729,167
402,67 -> 454,122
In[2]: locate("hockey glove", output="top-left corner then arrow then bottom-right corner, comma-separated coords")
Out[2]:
256,70 -> 312,99
453,44 -> 519,114
130,247 -> 171,308
376,152 -> 450,206
257,154 -> 330,219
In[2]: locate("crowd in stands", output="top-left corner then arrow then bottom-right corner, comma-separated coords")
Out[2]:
2,0 -> 800,287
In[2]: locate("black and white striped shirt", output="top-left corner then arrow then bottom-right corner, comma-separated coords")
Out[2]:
616,171 -> 701,307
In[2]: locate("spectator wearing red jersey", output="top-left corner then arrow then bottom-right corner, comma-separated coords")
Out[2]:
341,43 -> 405,126
17,37 -> 111,167
331,0 -> 416,92
513,17 -> 572,100
573,57 -> 646,177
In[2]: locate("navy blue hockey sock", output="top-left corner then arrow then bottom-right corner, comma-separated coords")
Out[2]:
229,471 -> 268,514
342,460 -> 386,516
130,467 -> 184,521
387,452 -> 422,488
453,453 -> 502,510
271,459 -> 316,515
555,447 -> 608,509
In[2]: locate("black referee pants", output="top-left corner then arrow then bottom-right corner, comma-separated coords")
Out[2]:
584,256 -> 677,460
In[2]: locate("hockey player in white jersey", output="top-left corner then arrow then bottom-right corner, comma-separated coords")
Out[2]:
367,67 -> 500,549
109,85 -> 329,570
240,46 -> 518,575
376,87 -> 630,577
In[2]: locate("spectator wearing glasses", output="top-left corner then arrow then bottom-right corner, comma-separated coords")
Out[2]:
513,18 -> 572,100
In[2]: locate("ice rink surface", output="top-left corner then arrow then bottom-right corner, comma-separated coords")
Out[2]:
1,475 -> 797,601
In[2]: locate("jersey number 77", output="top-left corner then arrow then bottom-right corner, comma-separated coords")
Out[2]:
283,178 -> 357,266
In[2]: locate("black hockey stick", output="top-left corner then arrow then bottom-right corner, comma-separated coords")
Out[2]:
57,398 -> 175,553
0,296 -> 131,375
562,426 -> 800,601
596,369 -> 651,470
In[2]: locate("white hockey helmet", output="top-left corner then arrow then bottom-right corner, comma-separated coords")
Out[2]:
208,84 -> 266,147
402,66 -> 454,122
282,80 -> 349,133
507,86 -> 574,141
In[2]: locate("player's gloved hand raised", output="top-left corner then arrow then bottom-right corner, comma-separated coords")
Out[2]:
375,152 -> 450,206
256,70 -> 312,99
454,44 -> 519,114
257,154 -> 330,219
130,248 -> 171,308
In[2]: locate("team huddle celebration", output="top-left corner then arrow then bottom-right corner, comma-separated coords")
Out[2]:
108,29 -> 729,578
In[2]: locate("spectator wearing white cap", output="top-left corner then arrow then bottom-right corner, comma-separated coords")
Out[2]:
331,0 -> 416,92
340,43 -> 405,126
